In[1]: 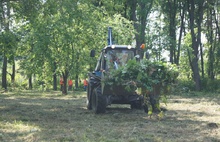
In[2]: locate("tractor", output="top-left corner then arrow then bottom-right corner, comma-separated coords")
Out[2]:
87,27 -> 148,114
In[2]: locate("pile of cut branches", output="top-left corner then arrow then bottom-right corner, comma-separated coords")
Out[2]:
103,59 -> 179,115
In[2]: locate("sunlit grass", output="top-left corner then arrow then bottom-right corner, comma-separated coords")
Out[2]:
1,120 -> 40,132
0,120 -> 40,141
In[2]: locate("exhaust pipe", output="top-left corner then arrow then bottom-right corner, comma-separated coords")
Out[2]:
107,27 -> 113,45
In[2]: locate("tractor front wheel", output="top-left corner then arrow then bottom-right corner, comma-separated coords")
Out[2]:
86,83 -> 92,110
92,86 -> 107,114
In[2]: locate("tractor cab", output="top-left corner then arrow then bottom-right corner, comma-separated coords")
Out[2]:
92,45 -> 137,75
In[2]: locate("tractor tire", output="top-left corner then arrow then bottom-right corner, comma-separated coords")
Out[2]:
150,94 -> 160,113
130,100 -> 142,110
143,104 -> 148,113
92,86 -> 106,114
86,83 -> 92,110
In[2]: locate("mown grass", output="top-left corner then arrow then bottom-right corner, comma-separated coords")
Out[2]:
0,90 -> 219,142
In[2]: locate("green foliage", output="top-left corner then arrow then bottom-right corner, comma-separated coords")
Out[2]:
104,59 -> 179,92
3,0 -> 220,93
0,31 -> 18,58
175,78 -> 194,93
201,78 -> 220,92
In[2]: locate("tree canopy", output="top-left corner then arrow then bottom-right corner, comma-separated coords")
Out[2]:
1,0 -> 220,93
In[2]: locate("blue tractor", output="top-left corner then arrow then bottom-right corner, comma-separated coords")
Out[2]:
87,27 -> 146,113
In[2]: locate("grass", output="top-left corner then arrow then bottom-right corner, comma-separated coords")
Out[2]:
0,90 -> 219,142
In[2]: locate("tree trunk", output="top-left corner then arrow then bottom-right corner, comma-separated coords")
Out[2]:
207,8 -> 215,80
128,0 -> 153,56
128,0 -> 138,46
197,0 -> 205,79
213,8 -> 220,79
53,62 -> 57,90
177,2 -> 185,65
62,70 -> 69,95
187,0 -> 201,91
200,42 -> 204,78
53,73 -> 57,91
12,61 -> 15,83
191,58 -> 201,90
168,0 -> 177,64
1,0 -> 10,90
28,75 -> 32,90
74,50 -> 80,89
75,74 -> 79,89
2,55 -> 7,90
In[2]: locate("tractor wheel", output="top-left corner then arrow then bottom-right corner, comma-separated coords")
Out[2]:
86,84 -> 92,110
130,100 -> 142,110
150,94 -> 160,112
143,104 -> 148,113
92,86 -> 106,114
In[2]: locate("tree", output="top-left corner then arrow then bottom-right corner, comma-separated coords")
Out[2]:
206,0 -> 220,80
176,1 -> 186,65
0,0 -> 42,90
160,0 -> 178,64
93,0 -> 153,51
1,0 -> 11,90
186,0 -> 205,91
128,0 -> 153,53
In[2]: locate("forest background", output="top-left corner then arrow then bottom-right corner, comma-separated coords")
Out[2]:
1,0 -> 220,94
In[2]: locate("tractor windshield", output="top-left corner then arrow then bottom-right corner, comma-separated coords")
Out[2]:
106,49 -> 134,70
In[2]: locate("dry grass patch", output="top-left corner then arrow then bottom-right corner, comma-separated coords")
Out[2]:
0,90 -> 219,142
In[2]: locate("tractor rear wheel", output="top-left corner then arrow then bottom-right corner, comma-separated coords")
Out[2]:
130,100 -> 142,109
150,94 -> 160,112
92,86 -> 106,114
143,104 -> 148,113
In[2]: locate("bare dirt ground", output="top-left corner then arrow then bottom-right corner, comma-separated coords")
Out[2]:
0,90 -> 219,142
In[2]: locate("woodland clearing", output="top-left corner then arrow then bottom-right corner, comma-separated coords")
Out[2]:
0,90 -> 219,142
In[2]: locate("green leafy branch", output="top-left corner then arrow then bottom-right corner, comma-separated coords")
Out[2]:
105,59 -> 178,91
